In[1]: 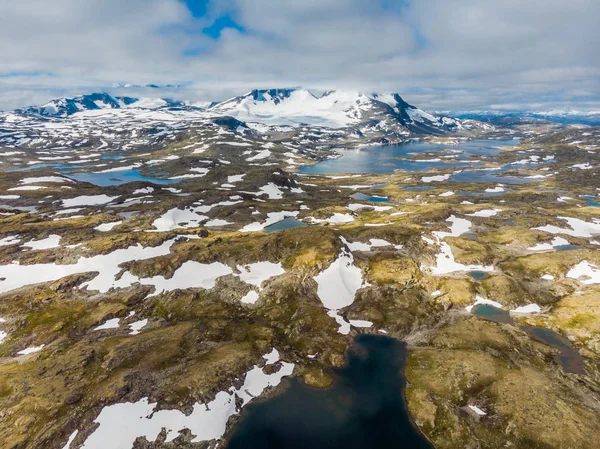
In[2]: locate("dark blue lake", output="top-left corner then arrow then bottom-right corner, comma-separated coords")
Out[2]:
226,335 -> 433,449
63,169 -> 178,187
299,139 -> 518,175
10,161 -> 179,186
350,192 -> 391,203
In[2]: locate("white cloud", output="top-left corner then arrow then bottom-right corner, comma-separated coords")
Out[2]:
0,0 -> 598,111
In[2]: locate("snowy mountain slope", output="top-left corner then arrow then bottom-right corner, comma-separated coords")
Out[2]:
8,88 -> 489,141
17,93 -> 188,117
209,88 -> 463,133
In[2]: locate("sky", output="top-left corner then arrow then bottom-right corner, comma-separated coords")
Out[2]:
0,0 -> 598,112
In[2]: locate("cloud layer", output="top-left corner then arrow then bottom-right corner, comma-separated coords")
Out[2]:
0,0 -> 598,111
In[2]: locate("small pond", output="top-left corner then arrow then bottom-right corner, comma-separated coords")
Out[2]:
468,271 -> 489,280
471,305 -> 513,324
350,193 -> 391,203
555,244 -> 582,252
523,325 -> 585,375
264,217 -> 308,233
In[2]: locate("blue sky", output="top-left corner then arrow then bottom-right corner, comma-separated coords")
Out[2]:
181,0 -> 244,38
0,0 -> 598,112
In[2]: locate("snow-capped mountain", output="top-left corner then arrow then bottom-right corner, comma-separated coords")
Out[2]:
209,88 -> 463,133
10,88 -> 488,139
17,93 -> 187,117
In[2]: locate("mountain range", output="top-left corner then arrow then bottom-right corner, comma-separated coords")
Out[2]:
14,88 -> 479,134
208,88 -> 462,132
17,93 -> 186,117
456,111 -> 600,127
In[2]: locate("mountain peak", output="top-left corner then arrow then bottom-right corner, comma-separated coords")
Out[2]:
208,88 -> 459,132
248,88 -> 310,104
17,92 -> 187,117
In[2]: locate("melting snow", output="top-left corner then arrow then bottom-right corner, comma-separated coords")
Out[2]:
0,239 -> 175,294
422,174 -> 450,183
430,242 -> 494,275
466,296 -> 503,312
227,174 -> 246,183
467,405 -> 487,416
534,217 -> 600,238
241,290 -> 260,304
20,176 -> 73,184
236,262 -> 284,288
0,236 -> 20,247
152,208 -> 208,231
341,236 -> 402,252
62,195 -> 118,207
511,304 -> 542,314
133,187 -> 154,195
78,350 -> 294,448
8,185 -> 47,191
257,183 -> 284,200
247,150 -> 272,161
309,213 -> 355,224
567,261 -> 600,284
570,163 -> 593,170
466,209 -> 502,218
17,345 -> 45,355
527,237 -> 569,251
349,319 -> 373,328
94,318 -> 120,331
205,219 -> 233,227
241,211 -> 300,232
314,247 -> 363,310
94,221 -> 122,232
347,203 -> 393,212
129,319 -> 148,335
140,262 -> 233,296
22,234 -> 61,250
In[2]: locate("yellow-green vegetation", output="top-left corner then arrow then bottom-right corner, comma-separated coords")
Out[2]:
521,287 -> 600,355
479,274 -> 537,308
406,316 -> 600,449
2,125 -> 600,449
501,249 -> 600,279
422,277 -> 476,308
365,255 -> 421,284
446,237 -> 498,266
348,286 -> 443,337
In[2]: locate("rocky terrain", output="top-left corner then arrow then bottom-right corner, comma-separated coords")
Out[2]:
0,91 -> 599,449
